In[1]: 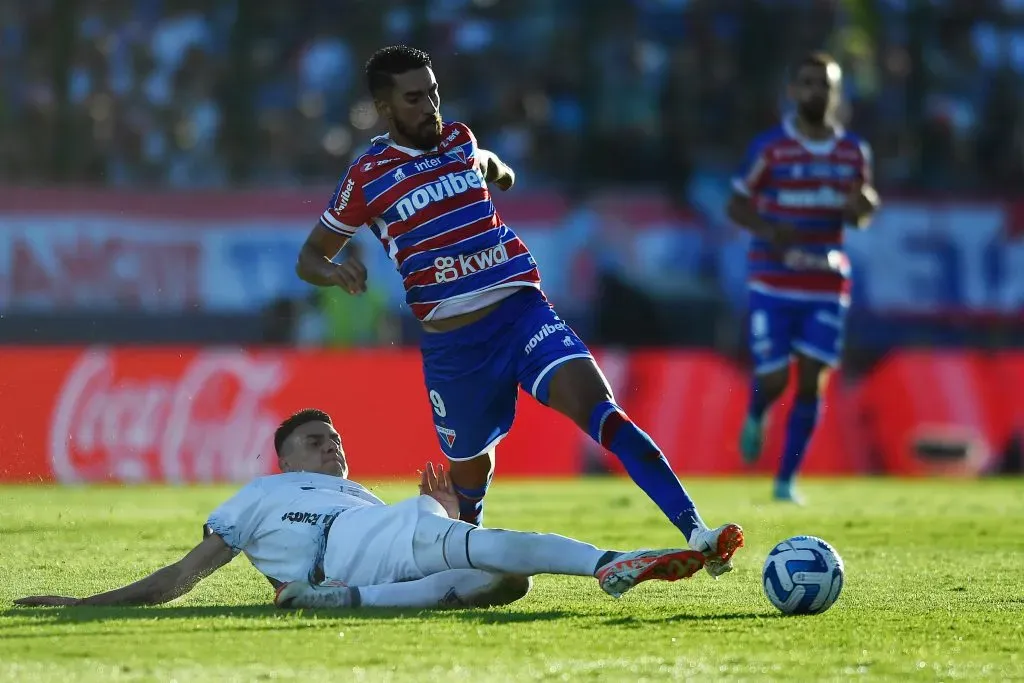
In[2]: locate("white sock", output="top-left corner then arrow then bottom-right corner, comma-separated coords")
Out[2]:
463,529 -> 606,577
357,569 -> 528,608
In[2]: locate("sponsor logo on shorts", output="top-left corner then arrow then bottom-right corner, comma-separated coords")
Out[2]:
524,322 -> 568,355
436,425 -> 456,448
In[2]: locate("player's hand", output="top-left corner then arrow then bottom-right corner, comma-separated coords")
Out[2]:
13,595 -> 82,607
327,258 -> 367,295
843,183 -> 879,226
765,223 -> 798,250
494,168 -> 515,192
418,462 -> 460,520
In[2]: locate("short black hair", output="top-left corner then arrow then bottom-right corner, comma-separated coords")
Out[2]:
274,408 -> 333,457
791,51 -> 840,82
365,45 -> 432,98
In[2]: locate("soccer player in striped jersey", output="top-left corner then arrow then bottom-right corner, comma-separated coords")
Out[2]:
726,52 -> 880,503
296,45 -> 743,578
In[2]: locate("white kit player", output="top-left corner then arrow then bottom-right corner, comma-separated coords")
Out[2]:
14,409 -> 709,610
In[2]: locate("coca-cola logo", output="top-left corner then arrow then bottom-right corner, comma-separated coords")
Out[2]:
50,350 -> 286,483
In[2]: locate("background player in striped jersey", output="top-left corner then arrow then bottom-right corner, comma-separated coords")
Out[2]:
726,52 -> 881,503
296,45 -> 743,578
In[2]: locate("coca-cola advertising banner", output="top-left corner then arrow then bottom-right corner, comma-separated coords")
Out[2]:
1,347 -> 1019,483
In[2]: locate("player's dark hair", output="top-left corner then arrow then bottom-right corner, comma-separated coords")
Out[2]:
274,408 -> 333,457
366,45 -> 432,98
791,51 -> 840,82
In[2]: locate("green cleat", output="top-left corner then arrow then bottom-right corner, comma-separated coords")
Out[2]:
739,415 -> 764,465
773,479 -> 805,505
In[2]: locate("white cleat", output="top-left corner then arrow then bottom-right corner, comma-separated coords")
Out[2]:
595,548 -> 706,598
689,523 -> 745,579
275,581 -> 352,609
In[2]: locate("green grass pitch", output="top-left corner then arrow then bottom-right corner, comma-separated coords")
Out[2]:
1,478 -> 1022,682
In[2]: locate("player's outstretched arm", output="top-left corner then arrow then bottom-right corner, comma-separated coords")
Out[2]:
13,533 -> 235,607
476,149 -> 515,191
296,224 -> 367,294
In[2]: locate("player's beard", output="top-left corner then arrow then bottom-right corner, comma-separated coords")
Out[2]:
798,100 -> 828,126
395,115 -> 443,150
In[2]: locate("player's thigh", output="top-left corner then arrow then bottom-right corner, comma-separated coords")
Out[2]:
323,499 -> 426,586
421,345 -> 519,462
748,290 -> 796,376
411,496 -> 477,575
792,299 -> 848,371
513,299 -> 593,406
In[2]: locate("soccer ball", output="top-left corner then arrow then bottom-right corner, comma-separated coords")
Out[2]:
762,535 -> 844,615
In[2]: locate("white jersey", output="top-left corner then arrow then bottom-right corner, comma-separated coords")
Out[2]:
205,472 -> 386,585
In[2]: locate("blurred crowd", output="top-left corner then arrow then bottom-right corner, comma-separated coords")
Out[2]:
3,0 -> 1024,192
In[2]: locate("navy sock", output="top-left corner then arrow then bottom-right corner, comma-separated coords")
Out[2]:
748,378 -> 769,421
777,397 -> 820,483
588,401 -> 705,540
453,481 -> 489,526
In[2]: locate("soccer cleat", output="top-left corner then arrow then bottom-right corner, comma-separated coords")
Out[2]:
595,549 -> 705,598
275,581 -> 352,609
773,480 -> 805,505
739,416 -> 765,465
689,523 -> 745,579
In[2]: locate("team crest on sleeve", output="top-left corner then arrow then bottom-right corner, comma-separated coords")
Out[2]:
436,425 -> 456,447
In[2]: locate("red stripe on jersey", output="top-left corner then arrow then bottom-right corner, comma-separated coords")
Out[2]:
409,270 -> 541,319
751,272 -> 850,294
770,178 -> 851,190
758,202 -> 846,220
395,214 -> 500,265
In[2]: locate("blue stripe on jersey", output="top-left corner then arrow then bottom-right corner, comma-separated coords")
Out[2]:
757,214 -> 843,230
406,252 -> 536,304
399,226 -> 502,275
749,241 -> 839,256
401,229 -> 504,277
388,200 -> 494,251
768,164 -> 857,181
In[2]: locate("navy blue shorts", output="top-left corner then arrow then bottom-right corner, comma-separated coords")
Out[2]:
748,289 -> 848,374
420,288 -> 592,461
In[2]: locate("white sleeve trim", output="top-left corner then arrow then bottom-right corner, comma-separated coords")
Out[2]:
320,211 -> 360,236
731,177 -> 751,197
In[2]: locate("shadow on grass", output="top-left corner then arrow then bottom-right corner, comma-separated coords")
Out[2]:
2,604 -> 772,632
1,604 -> 573,628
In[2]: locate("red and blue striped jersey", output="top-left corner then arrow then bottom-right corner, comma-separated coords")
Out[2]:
732,117 -> 873,302
319,121 -> 541,321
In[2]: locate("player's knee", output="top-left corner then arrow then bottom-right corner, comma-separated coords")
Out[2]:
756,368 -> 789,402
547,358 -> 613,427
469,574 -> 532,607
795,356 -> 830,399
475,573 -> 532,606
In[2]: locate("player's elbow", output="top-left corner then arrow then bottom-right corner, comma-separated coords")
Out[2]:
295,245 -> 320,284
725,194 -> 751,225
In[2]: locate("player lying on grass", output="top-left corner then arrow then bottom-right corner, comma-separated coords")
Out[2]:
14,409 -> 710,610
